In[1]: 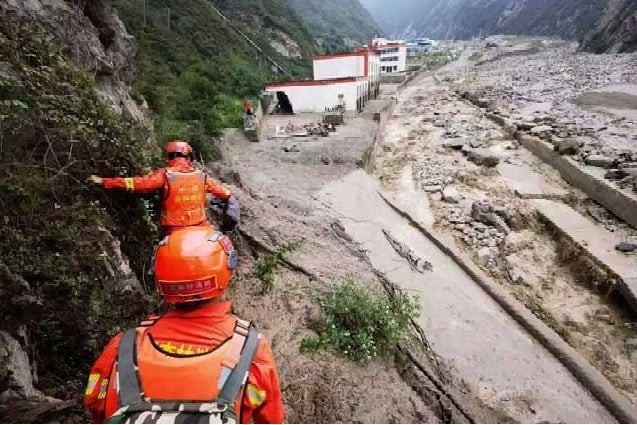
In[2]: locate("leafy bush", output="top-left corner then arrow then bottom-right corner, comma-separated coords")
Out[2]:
301,278 -> 419,362
255,240 -> 303,292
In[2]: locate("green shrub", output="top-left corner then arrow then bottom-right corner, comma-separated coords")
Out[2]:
0,15 -> 160,386
112,0 -> 316,161
255,240 -> 303,292
301,278 -> 419,362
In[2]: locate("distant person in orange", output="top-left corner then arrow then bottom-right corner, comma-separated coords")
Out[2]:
243,99 -> 254,116
84,226 -> 285,424
88,140 -> 239,232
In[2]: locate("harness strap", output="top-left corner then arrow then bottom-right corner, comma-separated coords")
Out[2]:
217,324 -> 260,408
115,320 -> 259,415
117,329 -> 144,407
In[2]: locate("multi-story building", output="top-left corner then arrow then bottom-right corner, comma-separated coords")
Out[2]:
370,37 -> 407,73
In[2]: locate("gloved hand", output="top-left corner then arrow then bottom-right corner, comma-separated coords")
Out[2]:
87,175 -> 104,185
221,196 -> 240,232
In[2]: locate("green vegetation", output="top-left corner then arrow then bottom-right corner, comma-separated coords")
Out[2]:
286,0 -> 383,52
255,240 -> 303,293
112,0 -> 317,160
0,16 -> 159,383
301,278 -> 419,362
409,51 -> 456,70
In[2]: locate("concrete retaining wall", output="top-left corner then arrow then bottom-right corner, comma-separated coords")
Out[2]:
363,99 -> 397,172
516,134 -> 637,228
379,192 -> 637,424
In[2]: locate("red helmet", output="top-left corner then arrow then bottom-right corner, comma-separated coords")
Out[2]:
154,226 -> 237,304
165,140 -> 193,159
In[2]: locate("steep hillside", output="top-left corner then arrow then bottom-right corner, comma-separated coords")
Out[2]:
286,0 -> 383,51
112,0 -> 317,159
360,0 -> 605,41
0,1 -> 161,421
361,0 -> 637,53
583,0 -> 637,53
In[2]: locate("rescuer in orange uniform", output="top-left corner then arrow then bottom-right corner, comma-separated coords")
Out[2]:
88,140 -> 239,232
84,226 -> 284,424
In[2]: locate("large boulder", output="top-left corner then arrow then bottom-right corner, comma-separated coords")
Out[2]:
468,149 -> 500,167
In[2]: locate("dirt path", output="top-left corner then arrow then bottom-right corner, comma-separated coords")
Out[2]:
221,124 -> 481,423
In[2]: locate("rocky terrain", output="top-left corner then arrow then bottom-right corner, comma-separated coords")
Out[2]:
453,41 -> 637,195
361,0 -> 637,53
372,41 -> 637,409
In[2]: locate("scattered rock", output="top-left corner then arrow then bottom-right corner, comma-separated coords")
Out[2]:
616,242 -> 637,253
443,140 -> 465,150
554,138 -> 579,155
503,231 -> 533,254
423,185 -> 442,193
530,125 -> 552,135
470,139 -> 484,148
605,169 -> 628,180
442,186 -> 462,203
625,338 -> 637,351
585,155 -> 616,169
472,200 -> 511,234
505,262 -> 525,285
478,246 -> 500,268
283,144 -> 300,153
461,144 -> 473,156
468,149 -> 500,167
518,122 -> 536,131
434,119 -> 446,128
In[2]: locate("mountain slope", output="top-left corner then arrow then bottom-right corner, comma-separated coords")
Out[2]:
360,0 -> 636,53
286,0 -> 383,49
112,0 -> 318,158
360,0 -> 605,40
583,0 -> 637,53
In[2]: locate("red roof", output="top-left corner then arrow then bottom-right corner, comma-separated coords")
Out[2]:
266,76 -> 367,89
312,51 -> 369,61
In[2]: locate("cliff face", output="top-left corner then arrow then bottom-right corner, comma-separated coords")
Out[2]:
582,0 -> 637,53
0,1 -> 158,421
3,0 -> 150,122
360,0 -> 636,53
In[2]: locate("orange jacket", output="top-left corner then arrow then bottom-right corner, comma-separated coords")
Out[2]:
102,158 -> 231,227
84,301 -> 284,424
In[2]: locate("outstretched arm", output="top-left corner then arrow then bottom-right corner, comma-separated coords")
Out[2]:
89,169 -> 166,193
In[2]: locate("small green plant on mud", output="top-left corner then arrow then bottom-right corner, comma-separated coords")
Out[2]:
255,240 -> 303,292
301,278 -> 420,363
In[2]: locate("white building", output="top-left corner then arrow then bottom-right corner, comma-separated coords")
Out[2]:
265,77 -> 369,114
370,38 -> 407,74
264,49 -> 380,113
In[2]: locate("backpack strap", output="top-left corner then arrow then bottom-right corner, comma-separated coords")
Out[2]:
216,321 -> 260,408
117,328 -> 144,407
